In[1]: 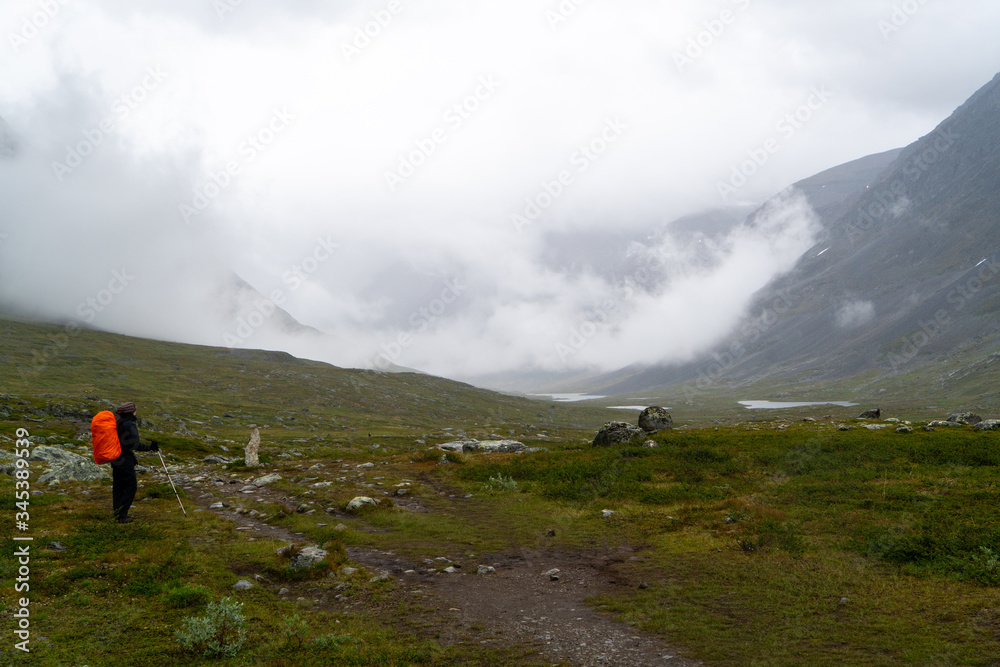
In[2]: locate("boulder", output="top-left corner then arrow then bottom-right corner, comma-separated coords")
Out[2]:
346,496 -> 379,512
289,545 -> 328,571
252,473 -> 282,487
638,407 -> 673,432
245,428 -> 261,467
896,426 -> 914,434
926,420 -> 962,427
948,413 -> 983,425
592,422 -> 644,447
29,446 -> 85,466
857,408 -> 881,419
37,459 -> 109,484
233,580 -> 253,591
462,440 -> 526,454
975,420 -> 1000,431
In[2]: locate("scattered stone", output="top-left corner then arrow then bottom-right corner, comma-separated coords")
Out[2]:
370,571 -> 391,583
47,542 -> 67,551
296,503 -> 310,513
547,529 -> 556,537
602,509 -> 616,518
927,420 -> 961,427
896,426 -> 914,434
639,581 -> 649,590
333,524 -> 347,531
279,588 -> 290,596
443,566 -> 458,574
357,462 -> 375,469
923,426 -> 935,432
209,502 -> 225,510
234,580 -> 254,591
864,424 -> 892,431
592,422 -> 644,447
346,496 -> 379,512
544,568 -> 560,581
245,428 -> 261,467
340,567 -> 358,576
976,420 -> 1000,432
638,407 -> 673,432
643,440 -> 658,448
396,488 -> 410,496
477,565 -> 496,575
203,454 -> 233,464
884,418 -> 901,424
857,408 -> 881,419
948,412 -> 983,426
253,473 -> 282,487
838,425 -> 852,431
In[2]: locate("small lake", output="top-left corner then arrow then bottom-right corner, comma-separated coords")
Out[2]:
739,400 -> 858,410
609,405 -> 664,411
530,393 -> 608,403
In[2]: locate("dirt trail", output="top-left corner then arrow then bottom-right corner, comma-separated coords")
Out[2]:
176,474 -> 698,666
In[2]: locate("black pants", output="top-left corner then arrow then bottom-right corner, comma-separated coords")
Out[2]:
112,466 -> 137,522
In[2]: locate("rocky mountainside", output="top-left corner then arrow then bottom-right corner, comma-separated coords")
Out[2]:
592,71 -> 1000,396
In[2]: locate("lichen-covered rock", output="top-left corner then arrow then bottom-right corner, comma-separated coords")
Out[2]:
462,440 -> 526,454
29,446 -> 85,466
638,407 -> 673,433
346,496 -> 380,512
289,545 -> 328,571
37,459 -> 110,484
948,413 -> 983,425
592,422 -> 644,447
252,473 -> 282,487
975,420 -> 1000,431
203,454 -> 232,464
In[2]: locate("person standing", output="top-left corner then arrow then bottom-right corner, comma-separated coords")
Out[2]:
111,402 -> 158,523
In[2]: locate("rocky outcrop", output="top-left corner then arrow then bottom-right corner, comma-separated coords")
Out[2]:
38,459 -> 109,484
975,420 -> 1000,431
438,440 -> 527,454
948,413 -> 983,425
29,446 -> 85,466
592,422 -> 644,447
638,407 -> 673,432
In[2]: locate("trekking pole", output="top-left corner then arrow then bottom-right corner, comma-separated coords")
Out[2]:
157,449 -> 187,517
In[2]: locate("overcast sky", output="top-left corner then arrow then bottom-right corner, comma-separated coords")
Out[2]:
1,0 -> 999,385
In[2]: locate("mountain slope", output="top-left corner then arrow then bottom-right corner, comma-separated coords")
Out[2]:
594,72 -> 1000,396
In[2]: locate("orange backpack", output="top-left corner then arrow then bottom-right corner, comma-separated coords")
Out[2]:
91,411 -> 122,464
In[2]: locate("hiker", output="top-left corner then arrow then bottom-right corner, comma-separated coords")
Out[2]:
111,402 -> 158,523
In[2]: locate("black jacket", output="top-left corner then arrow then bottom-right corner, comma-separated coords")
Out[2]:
111,413 -> 154,470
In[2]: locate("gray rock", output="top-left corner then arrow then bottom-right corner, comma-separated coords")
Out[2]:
927,420 -> 962,427
948,413 -> 983,425
233,580 -> 253,590
279,588 -> 290,596
896,426 -> 914,434
975,420 -> 1000,431
29,446 -> 85,466
443,566 -> 458,574
253,473 -> 282,487
543,568 -> 560,581
202,454 -> 232,464
340,567 -> 358,576
245,428 -> 261,467
38,459 -> 109,484
601,509 -> 616,518
369,571 -> 390,583
477,565 -> 496,575
592,422 -> 644,447
209,502 -> 226,510
437,441 -> 473,453
638,407 -> 673,432
333,523 -> 347,531
857,408 -> 881,419
461,440 -> 526,454
346,496 -> 379,512
396,488 -> 410,496
289,545 -> 328,571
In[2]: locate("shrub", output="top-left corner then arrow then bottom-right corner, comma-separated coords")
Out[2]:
165,583 -> 211,608
485,474 -> 519,493
175,597 -> 248,657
